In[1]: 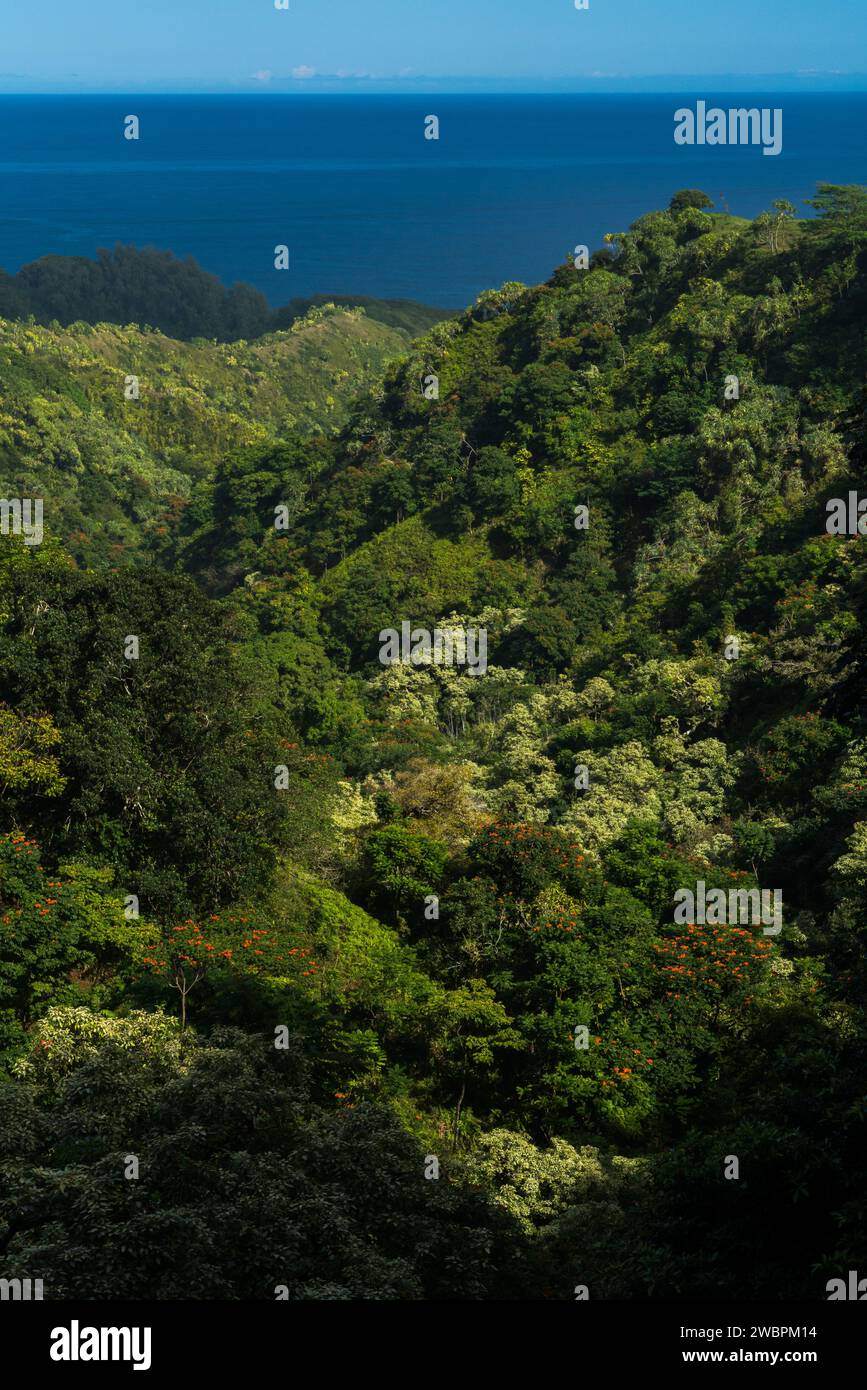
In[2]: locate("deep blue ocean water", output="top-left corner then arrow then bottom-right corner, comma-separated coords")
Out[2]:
0,94 -> 865,310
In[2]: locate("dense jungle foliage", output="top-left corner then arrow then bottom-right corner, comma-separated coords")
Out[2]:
1,184 -> 866,1300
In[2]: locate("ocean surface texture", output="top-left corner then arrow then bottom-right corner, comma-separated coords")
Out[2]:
1,94 -> 864,309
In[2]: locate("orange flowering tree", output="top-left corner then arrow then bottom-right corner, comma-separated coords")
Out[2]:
0,832 -> 95,1053
624,917 -> 781,1108
651,920 -> 773,1018
142,913 -> 320,1029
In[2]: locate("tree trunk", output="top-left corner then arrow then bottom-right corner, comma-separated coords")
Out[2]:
451,1059 -> 467,1151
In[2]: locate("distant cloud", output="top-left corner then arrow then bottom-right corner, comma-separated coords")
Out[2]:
291,65 -> 316,79
251,70 -> 272,83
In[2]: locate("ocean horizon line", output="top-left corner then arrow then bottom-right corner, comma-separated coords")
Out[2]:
2,76 -> 867,97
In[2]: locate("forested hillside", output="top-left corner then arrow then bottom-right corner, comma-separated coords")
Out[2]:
0,304 -> 415,566
1,184 -> 866,1300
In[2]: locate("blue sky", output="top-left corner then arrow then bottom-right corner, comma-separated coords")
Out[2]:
1,0 -> 865,90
